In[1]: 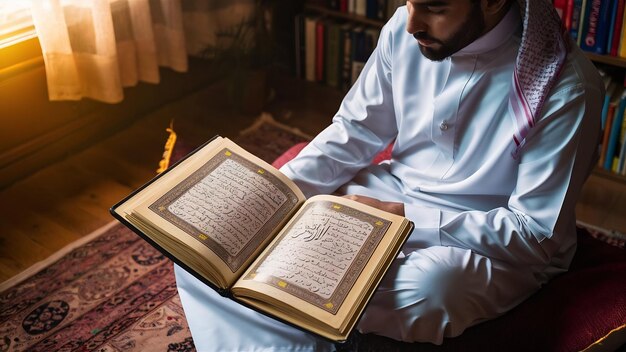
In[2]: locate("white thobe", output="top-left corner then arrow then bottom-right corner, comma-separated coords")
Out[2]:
176,5 -> 604,350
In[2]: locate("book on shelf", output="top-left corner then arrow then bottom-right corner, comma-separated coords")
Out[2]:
110,136 -> 414,343
304,16 -> 319,82
609,0 -> 626,56
569,0 -> 584,43
603,89 -> 626,170
326,21 -> 342,88
619,2 -> 626,58
579,0 -> 612,55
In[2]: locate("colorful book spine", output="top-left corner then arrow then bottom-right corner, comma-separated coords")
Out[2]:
605,0 -> 618,54
604,91 -> 626,170
610,0 -> 625,56
579,0 -> 611,54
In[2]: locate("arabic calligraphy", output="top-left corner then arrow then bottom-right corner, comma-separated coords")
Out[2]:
168,158 -> 287,257
253,202 -> 374,300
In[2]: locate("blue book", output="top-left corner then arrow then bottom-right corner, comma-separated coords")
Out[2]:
605,0 -> 619,54
579,0 -> 611,54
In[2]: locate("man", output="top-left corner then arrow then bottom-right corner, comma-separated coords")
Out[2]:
176,0 -> 604,349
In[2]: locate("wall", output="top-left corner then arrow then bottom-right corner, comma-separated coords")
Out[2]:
0,37 -> 220,190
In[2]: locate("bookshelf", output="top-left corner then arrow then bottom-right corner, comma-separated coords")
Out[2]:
299,1 -> 626,185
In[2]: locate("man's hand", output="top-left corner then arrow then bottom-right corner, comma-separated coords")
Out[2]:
342,194 -> 405,216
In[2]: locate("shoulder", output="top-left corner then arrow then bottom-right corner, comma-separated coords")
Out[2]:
551,43 -> 604,98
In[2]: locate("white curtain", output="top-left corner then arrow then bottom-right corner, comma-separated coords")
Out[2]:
30,0 -> 256,104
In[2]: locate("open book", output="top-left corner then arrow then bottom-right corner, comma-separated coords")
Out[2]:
110,136 -> 413,342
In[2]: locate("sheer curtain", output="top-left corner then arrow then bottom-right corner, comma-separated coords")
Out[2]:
30,0 -> 189,104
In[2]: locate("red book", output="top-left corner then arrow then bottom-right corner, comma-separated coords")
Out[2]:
340,0 -> 348,12
315,20 -> 326,83
611,0 -> 626,56
564,0 -> 574,30
554,0 -> 569,24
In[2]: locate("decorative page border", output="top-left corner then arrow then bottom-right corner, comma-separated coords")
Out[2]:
149,148 -> 300,273
245,201 -> 391,314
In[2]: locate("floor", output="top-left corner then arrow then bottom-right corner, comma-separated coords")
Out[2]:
0,75 -> 625,284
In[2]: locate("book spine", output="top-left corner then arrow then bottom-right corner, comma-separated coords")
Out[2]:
294,14 -> 304,79
325,22 -> 341,88
618,137 -> 626,174
577,0 -> 589,46
570,0 -> 584,42
600,104 -> 615,167
366,0 -> 378,19
340,0 -> 348,12
554,0 -> 568,23
350,28 -> 366,85
564,0 -> 575,31
305,16 -> 317,82
315,20 -> 326,83
605,0 -> 618,54
595,0 -> 613,54
617,108 -> 626,172
355,0 -> 367,16
610,0 -> 626,56
341,25 -> 353,91
604,92 -> 626,170
619,5 -> 626,57
579,0 -> 608,54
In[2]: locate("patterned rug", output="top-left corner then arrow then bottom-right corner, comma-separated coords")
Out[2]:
0,115 -> 309,352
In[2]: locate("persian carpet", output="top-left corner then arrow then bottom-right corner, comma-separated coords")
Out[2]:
0,115 -> 309,352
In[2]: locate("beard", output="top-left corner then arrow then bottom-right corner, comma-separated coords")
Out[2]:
415,3 -> 486,61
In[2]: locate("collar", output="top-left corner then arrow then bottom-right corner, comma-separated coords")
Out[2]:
454,4 -> 521,57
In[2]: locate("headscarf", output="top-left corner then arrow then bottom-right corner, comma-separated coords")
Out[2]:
509,0 -> 569,158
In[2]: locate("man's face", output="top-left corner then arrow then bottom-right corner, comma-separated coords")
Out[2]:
406,0 -> 486,61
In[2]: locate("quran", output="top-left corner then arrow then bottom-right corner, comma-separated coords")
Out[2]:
110,136 -> 413,342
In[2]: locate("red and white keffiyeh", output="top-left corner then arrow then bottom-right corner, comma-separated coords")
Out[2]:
510,0 -> 569,157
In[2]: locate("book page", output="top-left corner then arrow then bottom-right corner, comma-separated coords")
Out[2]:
146,147 -> 302,273
242,198 -> 391,314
